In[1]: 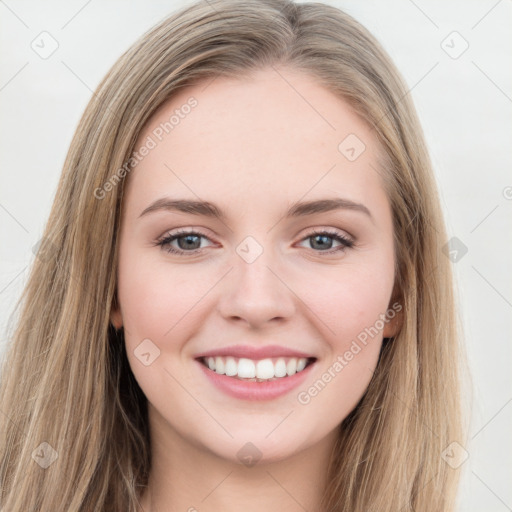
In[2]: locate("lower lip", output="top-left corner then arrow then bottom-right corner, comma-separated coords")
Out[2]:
195,359 -> 316,401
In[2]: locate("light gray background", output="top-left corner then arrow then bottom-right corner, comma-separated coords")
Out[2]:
1,1 -> 511,510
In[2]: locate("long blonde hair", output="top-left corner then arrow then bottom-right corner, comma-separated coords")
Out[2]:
0,1 -> 469,510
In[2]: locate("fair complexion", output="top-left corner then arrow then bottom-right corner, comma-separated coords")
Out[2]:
111,66 -> 401,512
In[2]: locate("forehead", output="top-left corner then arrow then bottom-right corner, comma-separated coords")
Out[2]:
124,67 -> 386,217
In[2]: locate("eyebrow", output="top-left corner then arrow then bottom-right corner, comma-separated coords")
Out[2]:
138,197 -> 373,222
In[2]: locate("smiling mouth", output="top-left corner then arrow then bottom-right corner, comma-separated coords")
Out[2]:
197,355 -> 317,382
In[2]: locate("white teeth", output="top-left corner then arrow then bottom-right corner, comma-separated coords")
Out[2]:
286,358 -> 297,376
237,358 -> 256,378
225,356 -> 238,376
256,359 -> 274,379
274,358 -> 287,378
215,356 -> 225,374
202,356 -> 312,380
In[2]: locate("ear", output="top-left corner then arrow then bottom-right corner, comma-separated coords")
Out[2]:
383,283 -> 404,338
383,304 -> 403,338
110,294 -> 123,330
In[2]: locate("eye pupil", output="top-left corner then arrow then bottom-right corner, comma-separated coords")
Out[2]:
310,234 -> 333,250
178,235 -> 201,250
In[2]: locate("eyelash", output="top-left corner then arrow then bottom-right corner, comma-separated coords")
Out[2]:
155,228 -> 354,256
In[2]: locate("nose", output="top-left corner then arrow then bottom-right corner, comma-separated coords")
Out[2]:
216,250 -> 296,329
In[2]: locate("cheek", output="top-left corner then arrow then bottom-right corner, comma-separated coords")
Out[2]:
117,248 -> 216,340
294,266 -> 392,415
298,259 -> 395,345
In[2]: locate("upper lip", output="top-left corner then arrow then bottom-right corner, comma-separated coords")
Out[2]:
195,344 -> 316,360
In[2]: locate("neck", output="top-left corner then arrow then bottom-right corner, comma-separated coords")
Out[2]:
138,404 -> 339,512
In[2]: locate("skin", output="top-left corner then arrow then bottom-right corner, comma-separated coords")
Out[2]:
111,66 -> 401,512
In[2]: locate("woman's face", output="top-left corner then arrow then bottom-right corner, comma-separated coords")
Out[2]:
111,67 -> 400,464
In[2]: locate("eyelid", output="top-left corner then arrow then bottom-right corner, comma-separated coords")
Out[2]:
156,225 -> 215,241
295,225 -> 354,242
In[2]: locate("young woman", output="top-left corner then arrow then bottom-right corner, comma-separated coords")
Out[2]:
0,0 -> 469,510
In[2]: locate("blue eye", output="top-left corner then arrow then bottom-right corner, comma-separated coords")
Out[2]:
298,229 -> 354,253
156,229 -> 212,255
156,228 -> 354,256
